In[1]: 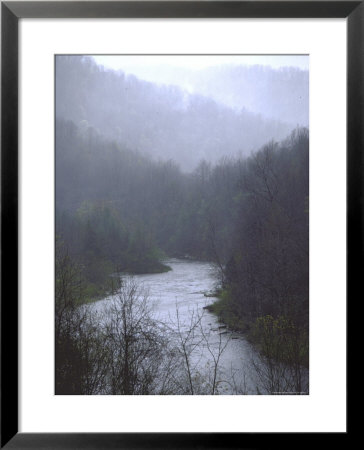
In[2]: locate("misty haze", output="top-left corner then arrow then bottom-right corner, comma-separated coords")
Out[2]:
56,55 -> 309,395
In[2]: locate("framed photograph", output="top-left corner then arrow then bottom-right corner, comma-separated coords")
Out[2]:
2,1 -> 356,447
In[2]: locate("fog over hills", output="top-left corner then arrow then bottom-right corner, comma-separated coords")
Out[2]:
92,55 -> 309,126
184,64 -> 308,126
56,56 -> 307,171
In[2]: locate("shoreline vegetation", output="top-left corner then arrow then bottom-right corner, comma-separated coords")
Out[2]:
74,259 -> 172,305
204,291 -> 250,333
205,291 -> 309,370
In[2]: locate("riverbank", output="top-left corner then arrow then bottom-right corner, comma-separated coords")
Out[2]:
84,260 -> 172,302
79,260 -> 172,305
204,290 -> 252,334
205,290 -> 309,371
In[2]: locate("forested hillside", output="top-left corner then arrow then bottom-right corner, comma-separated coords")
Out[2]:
56,56 -> 294,171
57,118 -> 308,315
93,58 -> 309,125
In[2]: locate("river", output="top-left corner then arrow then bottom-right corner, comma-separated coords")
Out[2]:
92,258 -> 266,394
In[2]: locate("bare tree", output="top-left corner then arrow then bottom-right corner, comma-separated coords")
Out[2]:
56,239 -> 109,394
102,277 -> 167,395
199,321 -> 230,394
171,304 -> 230,395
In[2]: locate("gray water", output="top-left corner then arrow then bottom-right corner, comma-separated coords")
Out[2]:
92,258 -> 264,394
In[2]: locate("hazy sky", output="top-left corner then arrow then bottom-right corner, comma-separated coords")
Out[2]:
92,55 -> 308,90
93,55 -> 308,71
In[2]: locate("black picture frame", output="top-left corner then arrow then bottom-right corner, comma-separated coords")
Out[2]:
1,1 -> 357,448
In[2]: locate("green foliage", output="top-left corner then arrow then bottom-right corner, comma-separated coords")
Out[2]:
252,315 -> 308,368
206,289 -> 250,333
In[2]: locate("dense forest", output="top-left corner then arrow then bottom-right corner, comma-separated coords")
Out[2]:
56,56 -> 309,394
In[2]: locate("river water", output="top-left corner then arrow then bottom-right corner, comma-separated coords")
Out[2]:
92,258 -> 265,394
